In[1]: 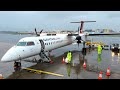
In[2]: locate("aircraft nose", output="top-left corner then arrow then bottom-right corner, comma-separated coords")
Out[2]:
1,47 -> 19,62
1,55 -> 11,62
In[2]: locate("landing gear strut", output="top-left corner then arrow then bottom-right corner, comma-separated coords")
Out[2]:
82,41 -> 86,55
14,61 -> 21,71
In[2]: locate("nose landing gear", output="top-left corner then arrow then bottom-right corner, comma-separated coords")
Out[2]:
14,61 -> 21,71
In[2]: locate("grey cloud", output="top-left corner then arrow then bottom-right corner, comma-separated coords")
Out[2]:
0,11 -> 120,31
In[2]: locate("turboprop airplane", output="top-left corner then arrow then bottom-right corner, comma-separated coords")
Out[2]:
1,21 -> 96,68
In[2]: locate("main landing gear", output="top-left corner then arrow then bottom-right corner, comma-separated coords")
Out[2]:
82,41 -> 87,55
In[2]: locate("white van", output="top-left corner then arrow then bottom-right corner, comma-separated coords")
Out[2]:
103,45 -> 110,50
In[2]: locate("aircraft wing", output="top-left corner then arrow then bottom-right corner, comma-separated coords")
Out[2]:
67,33 -> 120,37
67,34 -> 78,36
88,33 -> 120,36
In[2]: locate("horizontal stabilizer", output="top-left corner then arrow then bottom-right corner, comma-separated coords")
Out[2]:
70,21 -> 96,23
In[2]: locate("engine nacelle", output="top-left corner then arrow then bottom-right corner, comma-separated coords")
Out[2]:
76,36 -> 81,41
76,36 -> 82,44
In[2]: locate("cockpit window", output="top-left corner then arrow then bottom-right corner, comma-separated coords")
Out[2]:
27,42 -> 35,46
17,42 -> 27,46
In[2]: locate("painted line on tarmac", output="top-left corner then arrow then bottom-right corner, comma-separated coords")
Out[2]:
22,67 -> 64,77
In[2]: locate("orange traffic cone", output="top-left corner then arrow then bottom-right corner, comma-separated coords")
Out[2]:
50,60 -> 54,64
83,61 -> 86,68
106,67 -> 110,77
62,57 -> 65,64
98,71 -> 102,79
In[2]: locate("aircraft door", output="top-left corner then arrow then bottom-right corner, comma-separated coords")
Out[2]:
39,39 -> 45,51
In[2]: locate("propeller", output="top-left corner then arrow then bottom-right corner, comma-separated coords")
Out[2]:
34,28 -> 43,36
40,29 -> 43,34
76,26 -> 82,48
76,36 -> 82,48
78,27 -> 80,35
77,41 -> 79,48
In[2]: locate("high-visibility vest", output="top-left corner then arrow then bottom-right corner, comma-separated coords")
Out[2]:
67,52 -> 72,61
98,46 -> 102,51
98,45 -> 102,54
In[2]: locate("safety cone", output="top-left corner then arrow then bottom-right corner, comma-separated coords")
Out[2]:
62,57 -> 65,64
98,71 -> 102,79
50,60 -> 54,64
106,67 -> 110,77
83,61 -> 86,68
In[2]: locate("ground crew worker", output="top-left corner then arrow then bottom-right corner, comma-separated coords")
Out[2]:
67,64 -> 71,77
97,44 -> 102,55
67,51 -> 72,63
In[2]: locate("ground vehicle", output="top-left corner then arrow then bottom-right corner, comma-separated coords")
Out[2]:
110,43 -> 120,52
103,45 -> 110,50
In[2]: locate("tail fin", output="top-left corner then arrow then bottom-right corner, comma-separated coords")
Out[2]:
80,21 -> 84,34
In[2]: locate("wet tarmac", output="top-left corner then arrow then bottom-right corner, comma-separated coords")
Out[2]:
0,42 -> 120,79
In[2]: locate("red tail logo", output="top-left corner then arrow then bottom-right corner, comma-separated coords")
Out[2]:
80,21 -> 84,33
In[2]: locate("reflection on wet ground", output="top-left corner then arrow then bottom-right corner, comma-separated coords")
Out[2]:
6,47 -> 120,79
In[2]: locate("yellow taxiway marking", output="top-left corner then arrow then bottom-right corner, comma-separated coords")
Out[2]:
22,67 -> 64,77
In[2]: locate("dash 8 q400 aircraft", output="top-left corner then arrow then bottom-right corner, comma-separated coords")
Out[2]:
1,21 -> 96,68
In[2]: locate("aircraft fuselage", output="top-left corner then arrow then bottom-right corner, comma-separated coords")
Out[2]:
1,34 -> 76,62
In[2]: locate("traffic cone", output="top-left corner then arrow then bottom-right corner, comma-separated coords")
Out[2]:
106,67 -> 110,77
83,61 -> 86,68
62,57 -> 65,64
50,60 -> 54,64
98,71 -> 102,79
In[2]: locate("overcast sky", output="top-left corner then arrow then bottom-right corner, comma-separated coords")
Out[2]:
0,11 -> 120,32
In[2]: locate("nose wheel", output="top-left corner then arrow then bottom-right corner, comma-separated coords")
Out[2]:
14,61 -> 21,71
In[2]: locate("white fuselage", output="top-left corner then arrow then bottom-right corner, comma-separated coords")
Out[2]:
1,34 -> 77,62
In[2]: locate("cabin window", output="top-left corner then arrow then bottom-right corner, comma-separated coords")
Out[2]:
27,42 -> 35,46
17,42 -> 27,46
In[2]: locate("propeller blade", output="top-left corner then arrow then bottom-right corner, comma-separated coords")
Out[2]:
78,43 -> 79,48
78,27 -> 79,35
40,29 -> 43,34
35,28 -> 37,35
35,28 -> 40,36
